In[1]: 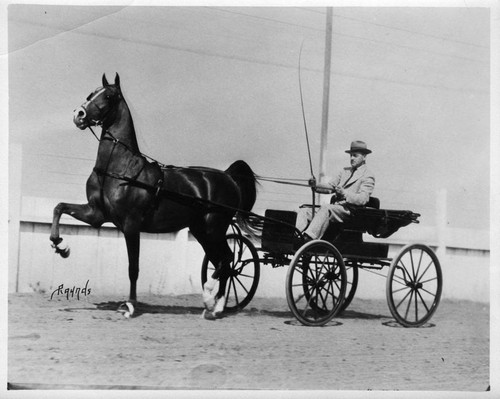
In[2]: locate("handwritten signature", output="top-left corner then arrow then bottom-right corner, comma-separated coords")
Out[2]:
50,280 -> 91,300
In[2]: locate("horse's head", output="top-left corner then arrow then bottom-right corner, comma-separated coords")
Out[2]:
73,73 -> 123,130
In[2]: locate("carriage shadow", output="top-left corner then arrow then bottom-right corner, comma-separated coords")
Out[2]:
338,309 -> 390,321
339,309 -> 435,328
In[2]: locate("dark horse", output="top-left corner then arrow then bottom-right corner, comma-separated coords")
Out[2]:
49,73 -> 257,318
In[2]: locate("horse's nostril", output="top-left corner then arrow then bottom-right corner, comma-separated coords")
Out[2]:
74,107 -> 86,119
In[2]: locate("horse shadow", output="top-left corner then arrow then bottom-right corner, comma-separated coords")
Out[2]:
93,300 -> 297,320
94,301 -> 204,318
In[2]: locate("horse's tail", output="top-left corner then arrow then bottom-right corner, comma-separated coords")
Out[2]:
226,160 -> 260,238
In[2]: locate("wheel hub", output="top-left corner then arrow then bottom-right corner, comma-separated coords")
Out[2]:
406,281 -> 423,290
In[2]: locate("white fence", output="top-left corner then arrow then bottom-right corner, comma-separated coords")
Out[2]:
9,195 -> 490,304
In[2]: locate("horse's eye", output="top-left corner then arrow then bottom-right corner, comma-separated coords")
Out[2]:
86,94 -> 92,101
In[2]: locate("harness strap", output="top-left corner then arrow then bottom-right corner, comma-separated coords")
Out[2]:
93,167 -> 231,214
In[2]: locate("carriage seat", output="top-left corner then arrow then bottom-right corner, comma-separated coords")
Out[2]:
322,196 -> 419,241
365,196 -> 380,209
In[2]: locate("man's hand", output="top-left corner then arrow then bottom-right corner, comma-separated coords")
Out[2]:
333,186 -> 346,200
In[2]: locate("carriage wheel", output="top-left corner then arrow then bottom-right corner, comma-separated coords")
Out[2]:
286,240 -> 347,326
386,244 -> 442,327
201,233 -> 260,312
338,262 -> 359,314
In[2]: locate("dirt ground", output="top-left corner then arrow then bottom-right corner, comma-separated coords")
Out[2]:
7,292 -> 490,393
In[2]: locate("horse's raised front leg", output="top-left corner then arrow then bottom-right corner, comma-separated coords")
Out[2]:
50,202 -> 106,258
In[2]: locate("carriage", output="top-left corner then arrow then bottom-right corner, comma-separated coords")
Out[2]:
52,73 -> 442,327
201,196 -> 443,327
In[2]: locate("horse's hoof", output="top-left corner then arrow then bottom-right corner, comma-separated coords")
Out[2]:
213,295 -> 226,315
117,301 -> 135,318
202,309 -> 222,320
52,241 -> 71,258
202,278 -> 218,311
59,247 -> 71,258
202,292 -> 216,311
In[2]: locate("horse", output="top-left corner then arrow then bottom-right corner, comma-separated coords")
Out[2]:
49,73 -> 258,319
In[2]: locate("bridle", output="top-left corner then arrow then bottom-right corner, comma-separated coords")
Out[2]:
73,87 -> 119,132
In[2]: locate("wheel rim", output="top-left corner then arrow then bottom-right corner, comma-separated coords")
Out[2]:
201,234 -> 260,312
286,241 -> 347,326
386,244 -> 442,327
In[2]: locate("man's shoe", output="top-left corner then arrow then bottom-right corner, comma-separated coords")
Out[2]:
294,232 -> 314,249
302,233 -> 314,243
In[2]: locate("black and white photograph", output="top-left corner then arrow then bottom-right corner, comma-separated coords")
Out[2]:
1,0 -> 498,397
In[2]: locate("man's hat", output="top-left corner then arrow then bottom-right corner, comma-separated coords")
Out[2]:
345,140 -> 372,154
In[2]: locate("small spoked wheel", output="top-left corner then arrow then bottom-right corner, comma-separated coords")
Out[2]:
386,244 -> 442,327
286,240 -> 347,326
201,233 -> 260,312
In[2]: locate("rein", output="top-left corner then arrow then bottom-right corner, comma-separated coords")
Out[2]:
92,165 -> 301,235
89,126 -> 168,167
89,127 -> 309,188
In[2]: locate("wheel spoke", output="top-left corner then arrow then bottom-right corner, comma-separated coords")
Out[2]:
327,280 -> 339,308
420,286 -> 438,298
227,276 -> 240,305
414,249 -> 424,281
237,271 -> 256,279
416,289 -> 431,313
232,275 -> 251,295
404,290 -> 415,321
231,259 -> 254,273
410,249 -> 417,281
414,289 -> 418,321
316,287 -> 327,310
395,287 -> 412,310
392,285 -> 411,294
419,276 -> 438,285
416,260 -> 435,283
300,290 -> 314,316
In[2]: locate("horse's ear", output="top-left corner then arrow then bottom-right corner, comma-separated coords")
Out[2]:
102,73 -> 109,87
114,73 -> 120,87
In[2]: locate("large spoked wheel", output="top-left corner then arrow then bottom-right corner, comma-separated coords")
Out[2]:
286,240 -> 347,326
338,262 -> 359,314
386,244 -> 442,327
201,233 -> 260,312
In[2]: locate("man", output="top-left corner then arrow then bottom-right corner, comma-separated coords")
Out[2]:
296,140 -> 375,240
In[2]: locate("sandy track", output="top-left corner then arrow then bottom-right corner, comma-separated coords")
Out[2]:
8,292 -> 489,391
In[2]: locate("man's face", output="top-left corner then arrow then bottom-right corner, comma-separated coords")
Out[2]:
350,152 -> 366,169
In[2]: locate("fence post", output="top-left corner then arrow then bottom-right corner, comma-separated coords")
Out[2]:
436,188 -> 447,261
9,143 -> 23,293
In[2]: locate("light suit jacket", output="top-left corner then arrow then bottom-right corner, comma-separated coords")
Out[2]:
326,164 -> 375,206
